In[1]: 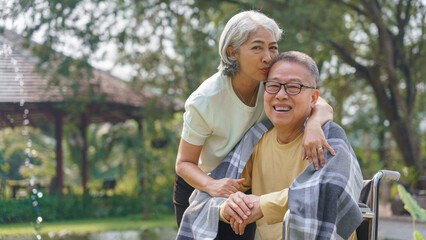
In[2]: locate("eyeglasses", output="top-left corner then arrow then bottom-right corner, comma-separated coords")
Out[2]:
263,81 -> 316,95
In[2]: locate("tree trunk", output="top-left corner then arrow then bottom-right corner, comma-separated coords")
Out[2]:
330,43 -> 424,175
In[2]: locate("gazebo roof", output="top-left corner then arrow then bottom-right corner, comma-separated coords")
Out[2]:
0,30 -> 160,128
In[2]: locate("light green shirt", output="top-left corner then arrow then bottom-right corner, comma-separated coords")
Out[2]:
182,72 -> 265,173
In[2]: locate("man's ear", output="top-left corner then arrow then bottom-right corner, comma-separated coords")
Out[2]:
310,89 -> 320,108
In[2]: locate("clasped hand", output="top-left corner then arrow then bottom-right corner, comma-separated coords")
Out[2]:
222,191 -> 263,235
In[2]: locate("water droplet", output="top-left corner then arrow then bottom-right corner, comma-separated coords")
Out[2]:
6,47 -> 12,56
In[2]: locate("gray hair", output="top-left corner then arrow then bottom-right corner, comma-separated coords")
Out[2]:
269,51 -> 319,86
218,10 -> 283,77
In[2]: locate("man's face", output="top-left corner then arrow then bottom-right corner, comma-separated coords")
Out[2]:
264,61 -> 319,129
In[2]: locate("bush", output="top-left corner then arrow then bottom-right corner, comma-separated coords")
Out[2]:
0,199 -> 34,223
0,193 -> 173,223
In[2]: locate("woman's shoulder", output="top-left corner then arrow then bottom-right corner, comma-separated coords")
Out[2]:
186,72 -> 229,103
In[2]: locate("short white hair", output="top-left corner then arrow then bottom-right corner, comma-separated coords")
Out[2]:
218,10 -> 283,77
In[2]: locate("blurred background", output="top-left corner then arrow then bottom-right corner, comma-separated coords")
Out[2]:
0,0 -> 424,239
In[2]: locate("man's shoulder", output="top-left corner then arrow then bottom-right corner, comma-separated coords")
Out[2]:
323,121 -> 348,139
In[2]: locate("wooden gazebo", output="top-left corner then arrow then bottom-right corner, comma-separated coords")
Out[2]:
0,30 -> 165,194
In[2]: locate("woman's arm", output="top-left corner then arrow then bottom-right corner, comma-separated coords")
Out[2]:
175,138 -> 244,197
302,96 -> 335,170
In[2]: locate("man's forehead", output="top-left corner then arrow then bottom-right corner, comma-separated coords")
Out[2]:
269,61 -> 315,85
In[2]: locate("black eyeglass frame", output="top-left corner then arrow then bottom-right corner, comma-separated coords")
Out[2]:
263,80 -> 316,95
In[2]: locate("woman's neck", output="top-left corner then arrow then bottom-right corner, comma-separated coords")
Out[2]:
231,75 -> 259,107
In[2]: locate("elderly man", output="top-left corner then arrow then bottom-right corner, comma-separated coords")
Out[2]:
219,51 -> 363,240
176,51 -> 362,240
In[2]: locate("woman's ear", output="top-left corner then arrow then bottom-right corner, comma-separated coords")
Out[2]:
227,46 -> 236,58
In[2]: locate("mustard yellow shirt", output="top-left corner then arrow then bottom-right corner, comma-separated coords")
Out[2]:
239,128 -> 308,240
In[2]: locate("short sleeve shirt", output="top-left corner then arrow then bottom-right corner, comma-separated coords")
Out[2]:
181,72 -> 266,173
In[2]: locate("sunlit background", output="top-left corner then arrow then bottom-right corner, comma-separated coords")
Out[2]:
0,0 -> 425,239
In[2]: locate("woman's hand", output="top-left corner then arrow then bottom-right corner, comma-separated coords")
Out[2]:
302,120 -> 335,170
205,178 -> 245,198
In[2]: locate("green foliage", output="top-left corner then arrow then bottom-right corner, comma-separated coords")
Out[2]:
0,193 -> 172,224
0,199 -> 34,223
397,184 -> 426,221
0,128 -> 55,183
397,184 -> 426,240
415,230 -> 425,240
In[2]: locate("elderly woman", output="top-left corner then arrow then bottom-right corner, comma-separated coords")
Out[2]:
173,10 -> 334,236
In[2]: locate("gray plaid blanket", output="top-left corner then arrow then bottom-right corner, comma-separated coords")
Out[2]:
176,119 -> 362,240
282,121 -> 363,239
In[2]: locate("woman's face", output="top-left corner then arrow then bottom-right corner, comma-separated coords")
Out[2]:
230,27 -> 279,83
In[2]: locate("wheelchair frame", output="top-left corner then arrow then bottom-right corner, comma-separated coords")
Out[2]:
359,170 -> 400,240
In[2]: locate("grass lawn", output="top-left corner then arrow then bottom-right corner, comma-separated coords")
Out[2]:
0,214 -> 177,236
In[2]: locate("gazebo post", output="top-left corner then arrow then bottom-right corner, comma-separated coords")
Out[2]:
54,111 -> 64,196
137,118 -> 145,195
80,113 -> 88,194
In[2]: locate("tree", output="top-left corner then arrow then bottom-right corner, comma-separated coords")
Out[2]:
7,0 -> 425,177
278,0 -> 425,174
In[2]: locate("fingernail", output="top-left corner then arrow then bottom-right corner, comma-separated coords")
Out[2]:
246,211 -> 251,215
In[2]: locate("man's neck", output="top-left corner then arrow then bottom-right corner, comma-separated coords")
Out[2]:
275,126 -> 304,145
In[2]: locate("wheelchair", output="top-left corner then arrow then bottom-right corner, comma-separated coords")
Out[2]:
356,170 -> 400,240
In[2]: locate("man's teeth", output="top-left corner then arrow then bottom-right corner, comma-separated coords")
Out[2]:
275,107 -> 291,111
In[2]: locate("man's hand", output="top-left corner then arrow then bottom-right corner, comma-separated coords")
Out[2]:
222,191 -> 254,223
224,194 -> 263,235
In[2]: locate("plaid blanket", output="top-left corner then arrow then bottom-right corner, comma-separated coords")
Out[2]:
283,121 -> 363,240
176,119 -> 362,240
